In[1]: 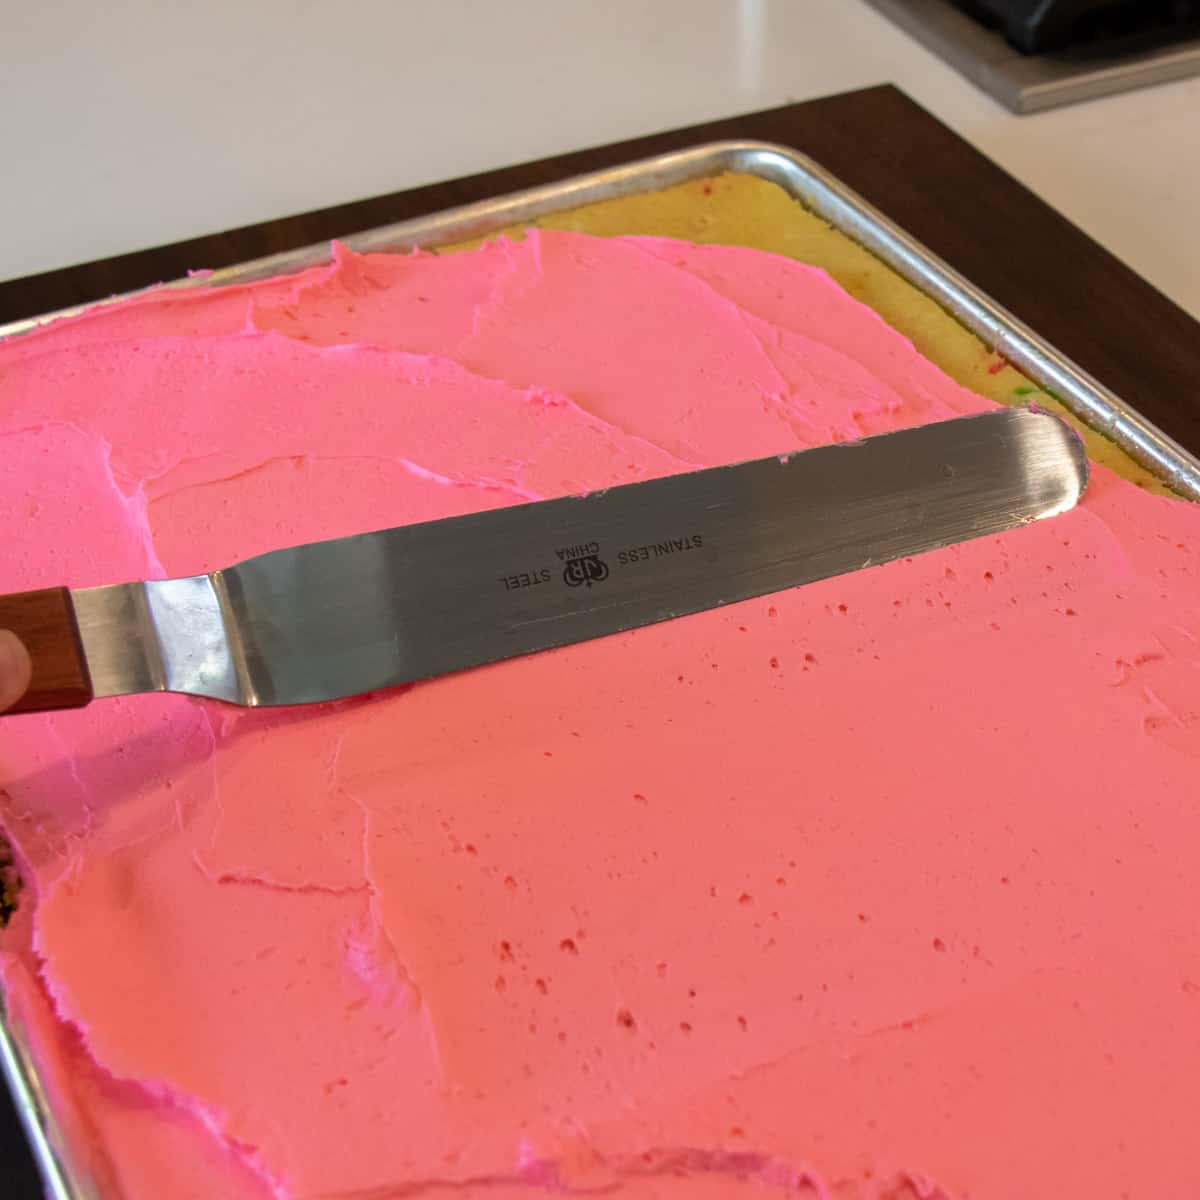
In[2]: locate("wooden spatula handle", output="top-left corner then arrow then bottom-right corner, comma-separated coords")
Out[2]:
0,588 -> 93,715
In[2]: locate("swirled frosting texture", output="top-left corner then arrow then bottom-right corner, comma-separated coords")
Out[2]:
2,231 -> 1199,1199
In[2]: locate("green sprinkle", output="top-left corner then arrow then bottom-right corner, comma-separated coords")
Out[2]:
1012,386 -> 1038,396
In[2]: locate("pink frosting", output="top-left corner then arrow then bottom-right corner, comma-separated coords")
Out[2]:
2,231 -> 1200,1199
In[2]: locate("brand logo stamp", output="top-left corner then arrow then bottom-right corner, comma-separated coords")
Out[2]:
562,554 -> 610,588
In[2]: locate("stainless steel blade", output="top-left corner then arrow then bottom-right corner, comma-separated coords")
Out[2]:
73,408 -> 1088,707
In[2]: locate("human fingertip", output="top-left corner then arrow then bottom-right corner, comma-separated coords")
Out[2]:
0,630 -> 33,712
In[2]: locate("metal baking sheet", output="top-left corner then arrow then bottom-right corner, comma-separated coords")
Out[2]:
3,139 -> 1200,1200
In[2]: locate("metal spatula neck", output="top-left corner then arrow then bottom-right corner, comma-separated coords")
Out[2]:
75,574 -> 249,704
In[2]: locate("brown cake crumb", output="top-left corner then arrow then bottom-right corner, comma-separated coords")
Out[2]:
0,835 -> 22,926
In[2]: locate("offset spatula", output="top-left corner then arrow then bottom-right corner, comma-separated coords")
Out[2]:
0,408 -> 1087,715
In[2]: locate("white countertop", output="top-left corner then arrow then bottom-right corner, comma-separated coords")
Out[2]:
4,0 -> 1197,317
